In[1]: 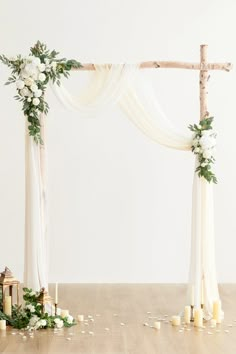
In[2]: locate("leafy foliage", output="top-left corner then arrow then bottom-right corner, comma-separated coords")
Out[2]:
0,287 -> 76,330
0,41 -> 82,144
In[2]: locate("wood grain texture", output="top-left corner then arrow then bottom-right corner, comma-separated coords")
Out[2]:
1,284 -> 236,354
73,61 -> 232,71
200,45 -> 209,120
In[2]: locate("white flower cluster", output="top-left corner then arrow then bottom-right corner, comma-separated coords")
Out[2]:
29,315 -> 47,329
192,127 -> 217,163
25,304 -> 35,313
54,318 -> 64,328
15,56 -> 57,106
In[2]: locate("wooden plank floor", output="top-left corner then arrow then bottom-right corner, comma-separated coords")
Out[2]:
1,284 -> 236,354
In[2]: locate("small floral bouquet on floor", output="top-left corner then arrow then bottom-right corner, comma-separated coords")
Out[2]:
0,41 -> 82,143
189,117 -> 217,184
0,288 -> 76,330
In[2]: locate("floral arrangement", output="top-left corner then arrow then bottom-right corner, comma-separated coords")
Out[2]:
0,41 -> 82,144
0,288 -> 76,330
189,117 -> 217,183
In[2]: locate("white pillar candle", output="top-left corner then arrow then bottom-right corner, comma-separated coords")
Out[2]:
213,300 -> 221,324
77,314 -> 84,322
153,321 -> 161,330
60,309 -> 69,318
184,305 -> 191,324
210,319 -> 216,327
172,316 -> 181,326
0,320 -> 6,330
3,295 -> 12,317
55,283 -> 58,304
190,285 -> 194,306
194,308 -> 203,327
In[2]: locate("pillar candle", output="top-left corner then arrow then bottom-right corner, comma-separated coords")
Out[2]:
172,316 -> 181,326
153,321 -> 161,330
3,295 -> 12,317
184,305 -> 191,324
213,300 -> 221,324
55,283 -> 58,304
194,308 -> 203,327
60,309 -> 69,318
0,320 -> 6,330
77,314 -> 84,322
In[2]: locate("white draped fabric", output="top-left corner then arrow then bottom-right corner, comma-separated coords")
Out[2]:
24,114 -> 48,290
25,63 -> 220,317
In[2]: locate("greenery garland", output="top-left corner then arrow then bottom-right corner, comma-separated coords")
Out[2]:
0,288 -> 76,330
0,41 -> 82,144
189,117 -> 217,183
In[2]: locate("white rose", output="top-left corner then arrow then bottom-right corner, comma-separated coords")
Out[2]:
26,304 -> 35,313
29,315 -> 40,328
192,139 -> 199,147
38,63 -> 46,72
194,147 -> 200,153
30,83 -> 38,92
203,150 -> 213,159
33,98 -> 40,106
201,162 -> 207,167
40,319 -> 47,327
67,315 -> 73,324
197,124 -> 202,130
24,78 -> 34,86
38,73 -> 46,82
16,80 -> 25,89
33,57 -> 41,66
27,98 -> 32,102
54,319 -> 64,328
201,129 -> 212,137
199,135 -> 216,150
24,63 -> 39,77
34,89 -> 42,98
20,87 -> 30,97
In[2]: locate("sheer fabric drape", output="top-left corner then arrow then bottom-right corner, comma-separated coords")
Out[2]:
24,114 -> 48,290
25,63 -> 220,317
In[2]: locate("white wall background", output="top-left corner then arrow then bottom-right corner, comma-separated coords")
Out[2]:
0,0 -> 235,283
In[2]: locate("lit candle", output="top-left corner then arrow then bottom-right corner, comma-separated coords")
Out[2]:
60,309 -> 69,318
4,295 -> 12,317
191,285 -> 194,306
184,305 -> 191,324
153,321 -> 161,330
77,314 -> 84,322
0,320 -> 6,330
213,300 -> 221,324
55,283 -> 58,304
194,308 -> 203,327
171,316 -> 181,326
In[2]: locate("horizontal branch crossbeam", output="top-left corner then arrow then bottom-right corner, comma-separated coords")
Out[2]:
72,61 -> 232,72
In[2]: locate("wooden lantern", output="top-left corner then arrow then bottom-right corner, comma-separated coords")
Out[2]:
38,287 -> 52,313
0,267 -> 20,316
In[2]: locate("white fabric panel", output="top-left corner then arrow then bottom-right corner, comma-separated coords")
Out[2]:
24,114 -> 48,290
